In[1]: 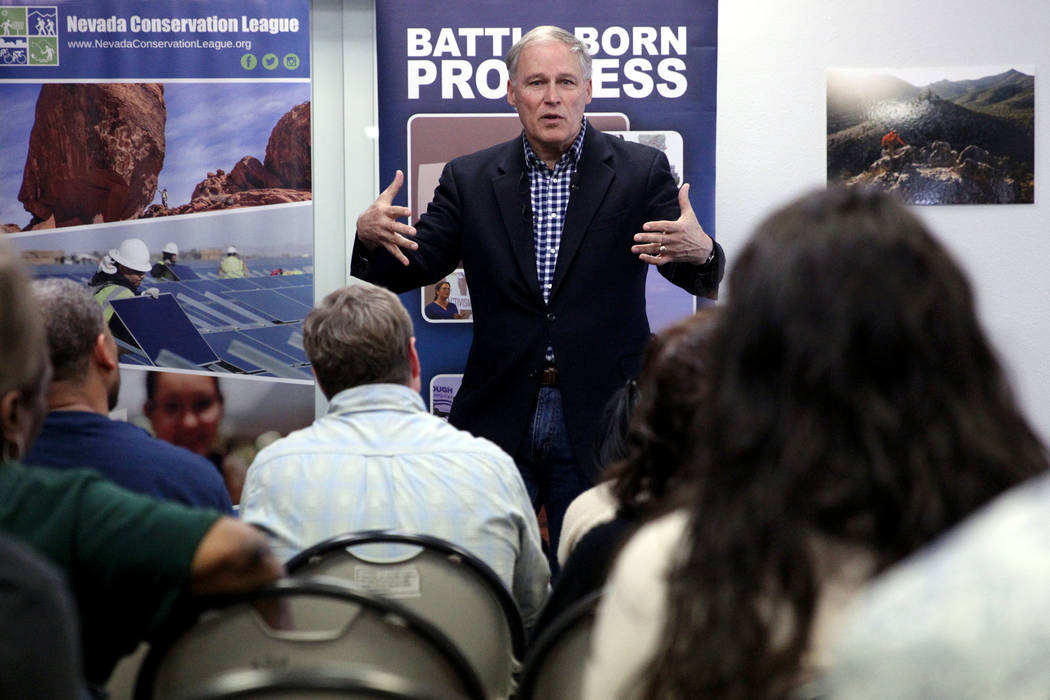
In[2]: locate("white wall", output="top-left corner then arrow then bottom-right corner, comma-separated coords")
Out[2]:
718,0 -> 1050,443
316,0 -> 1050,442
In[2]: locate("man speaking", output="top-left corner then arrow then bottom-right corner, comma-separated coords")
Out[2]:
352,25 -> 724,563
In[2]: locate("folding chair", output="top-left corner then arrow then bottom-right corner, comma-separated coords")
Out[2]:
179,665 -> 467,699
286,532 -> 525,699
133,577 -> 485,700
516,590 -> 603,700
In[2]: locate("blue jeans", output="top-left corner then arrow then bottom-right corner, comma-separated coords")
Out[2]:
516,387 -> 591,576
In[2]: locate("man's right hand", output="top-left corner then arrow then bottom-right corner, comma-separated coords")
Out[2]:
356,170 -> 419,266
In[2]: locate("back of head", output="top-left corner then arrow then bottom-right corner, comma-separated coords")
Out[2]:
0,245 -> 46,400
506,25 -> 592,82
31,278 -> 104,384
303,284 -> 413,398
714,186 -> 1042,552
645,186 -> 1048,699
607,307 -> 720,517
591,378 -> 641,474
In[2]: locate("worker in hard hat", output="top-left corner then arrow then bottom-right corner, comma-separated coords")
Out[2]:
151,242 -> 179,281
218,245 -> 248,279
87,238 -> 159,344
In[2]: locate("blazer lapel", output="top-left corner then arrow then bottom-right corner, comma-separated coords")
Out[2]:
494,142 -> 545,305
550,124 -> 614,300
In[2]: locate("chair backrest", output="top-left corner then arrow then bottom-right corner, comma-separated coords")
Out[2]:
286,531 -> 525,700
180,665 -> 467,699
133,578 -> 485,700
516,590 -> 603,700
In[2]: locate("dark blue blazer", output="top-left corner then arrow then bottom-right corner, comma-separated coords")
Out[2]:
353,123 -> 724,481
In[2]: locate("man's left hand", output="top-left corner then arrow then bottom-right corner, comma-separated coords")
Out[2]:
632,183 -> 714,266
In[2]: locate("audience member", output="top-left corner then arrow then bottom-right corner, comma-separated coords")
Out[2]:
583,187 -> 1048,699
0,533 -> 84,699
239,283 -> 550,626
144,371 -> 249,504
555,378 -> 639,563
823,460 -> 1050,698
0,243 -> 284,692
25,278 -> 233,513
557,308 -> 718,565
535,309 -> 717,638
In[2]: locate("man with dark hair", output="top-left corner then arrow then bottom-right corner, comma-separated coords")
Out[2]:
25,278 -> 233,513
352,25 -> 725,561
239,283 -> 549,627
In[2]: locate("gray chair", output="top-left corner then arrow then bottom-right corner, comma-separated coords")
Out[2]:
516,590 -> 602,700
285,532 -> 525,700
133,577 -> 485,700
179,665 -> 467,699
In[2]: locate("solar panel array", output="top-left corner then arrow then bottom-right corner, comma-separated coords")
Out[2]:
30,262 -> 314,378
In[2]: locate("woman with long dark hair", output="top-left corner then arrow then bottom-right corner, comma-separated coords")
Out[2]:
533,309 -> 719,638
583,187 -> 1048,699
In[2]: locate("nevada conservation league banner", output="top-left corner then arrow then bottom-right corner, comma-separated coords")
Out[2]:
0,1 -> 317,488
375,1 -> 718,416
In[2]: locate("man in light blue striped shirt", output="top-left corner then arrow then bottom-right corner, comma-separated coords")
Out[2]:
239,283 -> 550,626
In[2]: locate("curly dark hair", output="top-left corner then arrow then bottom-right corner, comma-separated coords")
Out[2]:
606,307 -> 719,519
643,187 -> 1048,699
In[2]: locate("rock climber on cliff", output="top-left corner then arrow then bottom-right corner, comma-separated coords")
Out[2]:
881,129 -> 907,158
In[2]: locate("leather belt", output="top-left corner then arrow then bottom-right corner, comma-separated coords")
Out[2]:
540,365 -> 559,387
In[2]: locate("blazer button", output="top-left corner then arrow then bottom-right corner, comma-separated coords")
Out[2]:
547,313 -> 556,322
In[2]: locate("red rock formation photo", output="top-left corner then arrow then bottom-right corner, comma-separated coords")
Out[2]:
18,83 -> 165,229
265,101 -> 311,189
139,100 -> 312,220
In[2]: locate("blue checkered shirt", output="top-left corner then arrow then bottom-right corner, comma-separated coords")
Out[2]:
523,117 -> 587,305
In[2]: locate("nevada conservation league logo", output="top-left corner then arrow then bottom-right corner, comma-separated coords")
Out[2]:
0,6 -> 58,66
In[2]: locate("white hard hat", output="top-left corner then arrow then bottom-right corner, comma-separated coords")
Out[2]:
108,238 -> 152,273
226,245 -> 238,255
162,242 -> 179,256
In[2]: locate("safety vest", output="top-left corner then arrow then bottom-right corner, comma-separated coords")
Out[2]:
92,283 -> 135,324
219,256 -> 246,278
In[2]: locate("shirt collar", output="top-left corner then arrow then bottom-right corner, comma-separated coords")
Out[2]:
522,116 -> 588,171
326,383 -> 426,416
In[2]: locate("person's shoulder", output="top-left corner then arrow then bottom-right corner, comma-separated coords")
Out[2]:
416,411 -> 517,465
0,461 -> 107,503
246,422 -> 318,468
825,474 -> 1050,697
614,509 -> 690,575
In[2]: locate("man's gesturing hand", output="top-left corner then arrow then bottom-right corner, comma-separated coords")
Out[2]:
632,183 -> 714,266
356,170 -> 419,266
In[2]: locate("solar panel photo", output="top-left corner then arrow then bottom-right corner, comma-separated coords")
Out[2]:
224,289 -> 312,324
110,294 -> 220,367
182,279 -> 231,297
276,285 -> 313,306
202,330 -> 302,373
216,277 -> 262,291
168,263 -> 200,280
239,323 -> 309,364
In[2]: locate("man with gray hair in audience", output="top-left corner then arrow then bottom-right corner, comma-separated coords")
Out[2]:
25,278 -> 233,512
240,282 -> 550,627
